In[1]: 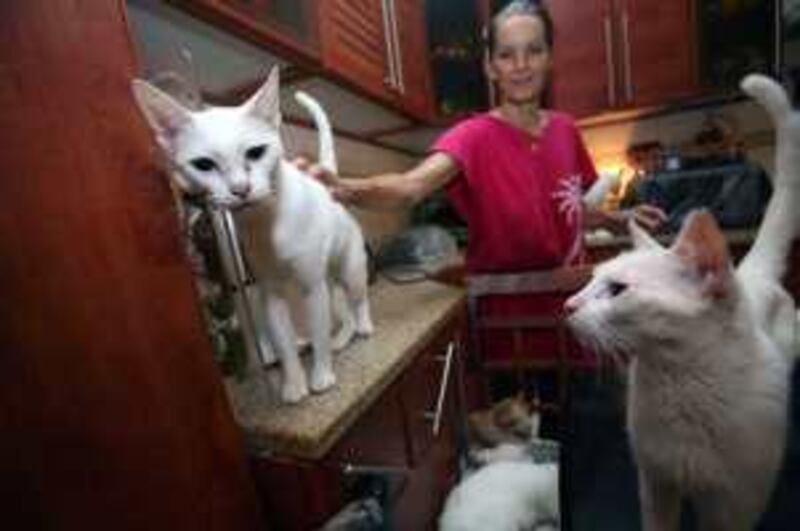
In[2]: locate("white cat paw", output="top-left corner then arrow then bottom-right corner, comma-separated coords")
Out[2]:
310,368 -> 336,393
356,320 -> 374,336
281,378 -> 309,404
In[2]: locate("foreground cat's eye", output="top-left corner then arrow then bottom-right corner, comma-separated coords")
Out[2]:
245,145 -> 267,161
191,157 -> 218,172
607,280 -> 628,297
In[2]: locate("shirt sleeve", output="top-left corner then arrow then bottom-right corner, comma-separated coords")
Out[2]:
430,117 -> 483,183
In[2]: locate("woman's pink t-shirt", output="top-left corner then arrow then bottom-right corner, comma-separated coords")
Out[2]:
433,111 -> 597,273
432,111 -> 599,367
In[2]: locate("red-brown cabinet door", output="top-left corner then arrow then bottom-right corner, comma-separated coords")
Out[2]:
549,0 -> 616,117
393,0 -> 436,120
618,0 -> 699,107
0,1 -> 262,529
319,0 -> 393,101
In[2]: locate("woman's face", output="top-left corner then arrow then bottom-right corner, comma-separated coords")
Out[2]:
487,14 -> 552,106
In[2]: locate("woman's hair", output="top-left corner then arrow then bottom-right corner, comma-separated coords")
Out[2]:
485,0 -> 554,56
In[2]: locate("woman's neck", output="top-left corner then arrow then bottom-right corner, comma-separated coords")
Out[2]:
492,101 -> 545,135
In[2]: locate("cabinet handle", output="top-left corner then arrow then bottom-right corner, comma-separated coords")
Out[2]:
621,9 -> 634,102
424,341 -> 455,437
387,0 -> 404,94
381,0 -> 397,89
603,15 -> 616,107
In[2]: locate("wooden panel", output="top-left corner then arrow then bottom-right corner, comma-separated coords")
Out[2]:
0,1 -> 262,529
620,0 -> 699,107
550,0 -> 615,117
393,0 -> 435,120
319,0 -> 391,100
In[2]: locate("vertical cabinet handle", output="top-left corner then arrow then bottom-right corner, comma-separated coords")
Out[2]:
424,341 -> 456,437
381,0 -> 397,89
621,8 -> 634,102
603,14 -> 616,107
387,0 -> 404,94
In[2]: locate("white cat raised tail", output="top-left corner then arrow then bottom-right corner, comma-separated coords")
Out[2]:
566,74 -> 800,531
132,67 -> 373,404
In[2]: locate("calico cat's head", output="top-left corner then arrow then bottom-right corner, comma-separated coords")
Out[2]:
566,211 -> 735,358
132,66 -> 284,208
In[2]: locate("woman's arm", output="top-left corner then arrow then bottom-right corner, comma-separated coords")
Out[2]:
584,203 -> 667,233
298,152 -> 460,210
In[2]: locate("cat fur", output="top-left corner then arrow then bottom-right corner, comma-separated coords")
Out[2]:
132,66 -> 373,403
565,74 -> 799,530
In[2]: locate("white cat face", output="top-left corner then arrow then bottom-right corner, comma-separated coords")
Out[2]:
132,67 -> 284,208
566,212 -> 733,358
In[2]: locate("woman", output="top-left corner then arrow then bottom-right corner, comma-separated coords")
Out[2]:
303,2 -> 655,528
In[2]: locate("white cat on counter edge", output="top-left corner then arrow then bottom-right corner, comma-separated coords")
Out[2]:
566,74 -> 800,531
132,66 -> 373,404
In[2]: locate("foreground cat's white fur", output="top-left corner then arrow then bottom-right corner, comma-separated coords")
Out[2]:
567,74 -> 799,531
132,67 -> 373,403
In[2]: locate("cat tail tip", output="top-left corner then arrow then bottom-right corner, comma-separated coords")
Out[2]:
293,90 -> 338,174
741,74 -> 791,123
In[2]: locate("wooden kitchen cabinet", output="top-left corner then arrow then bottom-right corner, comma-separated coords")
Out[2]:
167,0 -> 321,64
232,284 -> 468,530
1,1 -> 264,529
550,0 -> 699,118
319,0 -> 435,121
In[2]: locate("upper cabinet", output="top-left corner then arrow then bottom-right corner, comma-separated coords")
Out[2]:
168,0 -> 321,63
550,0 -> 699,118
318,0 -> 435,121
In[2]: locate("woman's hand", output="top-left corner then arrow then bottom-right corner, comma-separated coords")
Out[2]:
628,204 -> 668,233
291,156 -> 354,203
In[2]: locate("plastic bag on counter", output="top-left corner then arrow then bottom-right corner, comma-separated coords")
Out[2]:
374,225 -> 460,284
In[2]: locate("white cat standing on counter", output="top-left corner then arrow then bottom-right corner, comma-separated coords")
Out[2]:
566,74 -> 800,531
131,66 -> 373,404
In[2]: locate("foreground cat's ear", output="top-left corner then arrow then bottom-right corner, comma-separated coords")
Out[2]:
131,79 -> 192,145
672,211 -> 732,298
244,66 -> 281,128
629,218 -> 662,250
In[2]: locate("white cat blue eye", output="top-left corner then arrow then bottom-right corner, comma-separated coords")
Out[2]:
607,281 -> 627,297
190,157 -> 217,172
245,145 -> 267,161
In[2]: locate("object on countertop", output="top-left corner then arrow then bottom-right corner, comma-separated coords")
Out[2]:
636,161 -> 771,232
375,225 -> 461,283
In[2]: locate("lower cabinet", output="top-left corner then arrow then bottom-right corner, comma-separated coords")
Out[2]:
249,309 -> 467,530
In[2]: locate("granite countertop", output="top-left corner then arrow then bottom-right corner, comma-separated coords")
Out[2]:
223,279 -> 465,461
585,227 -> 759,248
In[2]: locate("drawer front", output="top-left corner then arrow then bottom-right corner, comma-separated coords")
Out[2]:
402,322 -> 462,465
325,379 -> 410,468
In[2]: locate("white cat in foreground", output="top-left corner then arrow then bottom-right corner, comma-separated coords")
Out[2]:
132,66 -> 373,403
567,74 -> 800,530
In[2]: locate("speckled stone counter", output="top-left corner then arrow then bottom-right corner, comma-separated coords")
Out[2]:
223,280 -> 465,461
585,227 -> 758,249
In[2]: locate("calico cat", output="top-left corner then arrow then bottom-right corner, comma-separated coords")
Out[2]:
565,74 -> 800,530
132,66 -> 373,404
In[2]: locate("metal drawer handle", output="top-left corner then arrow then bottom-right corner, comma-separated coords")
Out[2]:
424,341 -> 455,437
621,9 -> 633,102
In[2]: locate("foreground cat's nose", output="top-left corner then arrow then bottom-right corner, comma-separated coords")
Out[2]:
230,182 -> 252,199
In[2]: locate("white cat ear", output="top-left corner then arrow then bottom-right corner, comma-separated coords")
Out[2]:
671,210 -> 732,298
244,66 -> 281,128
628,218 -> 662,250
131,79 -> 192,144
